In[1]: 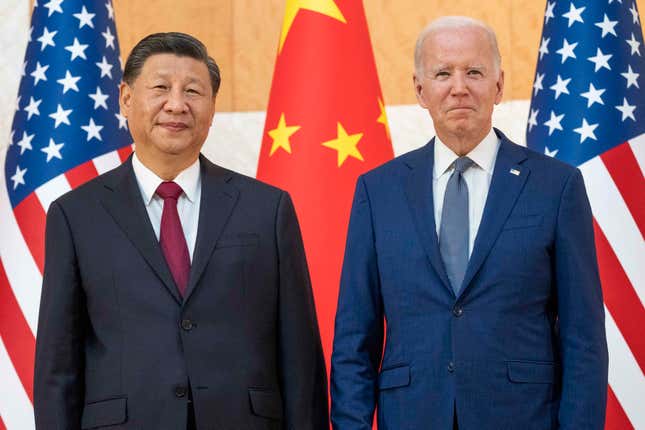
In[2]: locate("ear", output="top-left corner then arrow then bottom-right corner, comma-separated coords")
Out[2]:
208,98 -> 216,126
413,74 -> 428,109
494,69 -> 505,105
119,82 -> 133,118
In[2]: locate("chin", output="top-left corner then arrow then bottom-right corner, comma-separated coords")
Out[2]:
445,125 -> 477,139
153,142 -> 193,156
446,120 -> 472,131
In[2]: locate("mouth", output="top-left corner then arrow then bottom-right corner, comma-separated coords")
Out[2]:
158,122 -> 188,132
447,106 -> 475,113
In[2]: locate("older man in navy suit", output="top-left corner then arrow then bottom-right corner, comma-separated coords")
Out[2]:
34,32 -> 328,430
331,16 -> 608,430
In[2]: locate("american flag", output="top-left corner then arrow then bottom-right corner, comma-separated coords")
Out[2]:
527,1 -> 644,428
0,0 -> 132,428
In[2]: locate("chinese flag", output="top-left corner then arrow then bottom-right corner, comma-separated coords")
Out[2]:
257,0 -> 394,375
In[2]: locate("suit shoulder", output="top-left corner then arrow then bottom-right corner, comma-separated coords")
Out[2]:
363,144 -> 428,181
233,171 -> 286,197
517,142 -> 579,178
203,159 -> 286,201
52,160 -> 126,209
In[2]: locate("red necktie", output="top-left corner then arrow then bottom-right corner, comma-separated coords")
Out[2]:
156,181 -> 191,296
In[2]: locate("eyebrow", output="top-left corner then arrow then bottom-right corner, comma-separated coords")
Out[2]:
429,64 -> 450,72
150,72 -> 206,85
428,64 -> 487,74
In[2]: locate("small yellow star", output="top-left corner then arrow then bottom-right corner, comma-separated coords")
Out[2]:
279,0 -> 346,52
377,98 -> 390,140
322,122 -> 364,167
268,113 -> 301,156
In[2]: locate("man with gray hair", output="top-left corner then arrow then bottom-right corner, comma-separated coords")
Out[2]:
330,16 -> 607,430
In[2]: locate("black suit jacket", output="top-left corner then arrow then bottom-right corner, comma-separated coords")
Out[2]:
34,154 -> 328,430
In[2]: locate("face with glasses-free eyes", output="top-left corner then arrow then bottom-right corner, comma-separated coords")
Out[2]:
119,53 -> 216,175
414,25 -> 504,147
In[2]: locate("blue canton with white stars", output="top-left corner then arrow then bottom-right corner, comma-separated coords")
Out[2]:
527,0 -> 644,166
5,0 -> 131,207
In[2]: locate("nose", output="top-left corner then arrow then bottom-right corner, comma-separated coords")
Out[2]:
450,72 -> 468,96
164,88 -> 188,113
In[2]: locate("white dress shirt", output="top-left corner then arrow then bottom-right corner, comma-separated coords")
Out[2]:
433,128 -> 500,256
132,153 -> 202,262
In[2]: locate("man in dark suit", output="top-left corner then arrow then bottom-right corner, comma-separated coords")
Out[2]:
34,32 -> 328,430
330,16 -> 608,430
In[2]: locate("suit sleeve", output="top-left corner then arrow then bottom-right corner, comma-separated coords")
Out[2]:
34,200 -> 87,430
554,169 -> 608,429
330,176 -> 384,430
275,191 -> 329,430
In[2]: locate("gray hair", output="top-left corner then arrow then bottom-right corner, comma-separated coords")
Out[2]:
414,16 -> 501,77
123,32 -> 221,97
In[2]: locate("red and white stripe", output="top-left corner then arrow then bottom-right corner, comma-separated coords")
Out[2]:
580,133 -> 645,430
0,338 -> 33,430
0,146 -> 132,429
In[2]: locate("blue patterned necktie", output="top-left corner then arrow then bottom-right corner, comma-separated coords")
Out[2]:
439,156 -> 474,295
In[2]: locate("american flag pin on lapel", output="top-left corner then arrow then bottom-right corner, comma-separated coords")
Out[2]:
510,168 -> 521,176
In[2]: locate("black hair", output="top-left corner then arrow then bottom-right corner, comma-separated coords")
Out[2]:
123,32 -> 221,96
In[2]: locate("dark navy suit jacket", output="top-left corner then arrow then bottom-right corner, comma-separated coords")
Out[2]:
330,130 -> 608,430
34,155 -> 328,430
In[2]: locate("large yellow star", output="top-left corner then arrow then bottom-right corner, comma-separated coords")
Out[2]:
322,122 -> 364,167
279,0 -> 346,52
268,113 -> 301,156
377,98 -> 391,140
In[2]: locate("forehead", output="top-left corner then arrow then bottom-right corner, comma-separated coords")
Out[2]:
421,26 -> 495,66
138,53 -> 210,80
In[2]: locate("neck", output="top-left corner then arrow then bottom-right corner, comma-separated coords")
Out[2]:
437,127 -> 491,156
136,151 -> 199,181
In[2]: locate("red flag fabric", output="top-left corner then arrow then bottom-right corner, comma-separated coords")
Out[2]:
257,0 -> 394,376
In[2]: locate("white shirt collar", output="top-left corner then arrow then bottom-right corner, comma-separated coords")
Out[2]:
132,152 -> 201,205
433,128 -> 500,179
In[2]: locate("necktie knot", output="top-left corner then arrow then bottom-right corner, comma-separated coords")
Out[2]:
453,156 -> 474,174
156,181 -> 183,201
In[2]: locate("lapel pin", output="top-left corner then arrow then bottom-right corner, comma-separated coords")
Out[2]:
510,168 -> 520,176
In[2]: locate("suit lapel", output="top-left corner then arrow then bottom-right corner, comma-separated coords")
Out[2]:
404,140 -> 453,294
100,157 -> 183,304
458,131 -> 530,298
183,155 -> 239,301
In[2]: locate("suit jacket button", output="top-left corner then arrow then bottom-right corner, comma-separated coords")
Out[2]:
453,307 -> 463,317
175,386 -> 187,398
181,319 -> 193,331
447,361 -> 455,373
